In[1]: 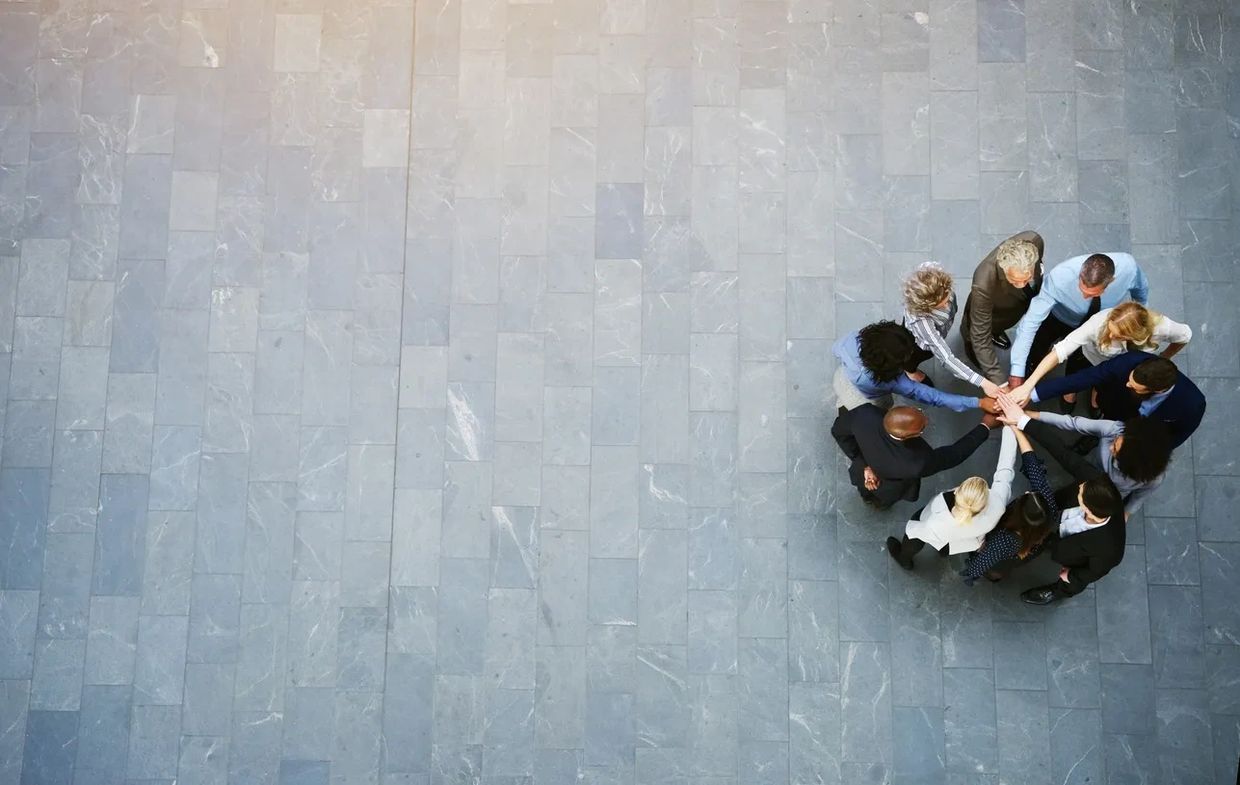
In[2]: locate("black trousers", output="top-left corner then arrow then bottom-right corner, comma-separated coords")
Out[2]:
1020,314 -> 1091,380
895,503 -> 950,566
893,535 -> 949,566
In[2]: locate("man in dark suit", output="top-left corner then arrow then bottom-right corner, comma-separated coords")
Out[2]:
1021,474 -> 1126,605
1029,351 -> 1205,448
961,231 -> 1045,386
830,404 -> 1000,510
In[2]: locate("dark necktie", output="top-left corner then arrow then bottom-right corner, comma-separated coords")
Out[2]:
1085,295 -> 1101,321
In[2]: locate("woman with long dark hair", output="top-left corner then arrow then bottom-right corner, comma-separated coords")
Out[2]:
961,424 -> 1059,585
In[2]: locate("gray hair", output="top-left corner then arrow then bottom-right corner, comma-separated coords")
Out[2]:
995,238 -> 1039,275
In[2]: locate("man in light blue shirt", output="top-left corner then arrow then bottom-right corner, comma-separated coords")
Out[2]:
1008,253 -> 1149,388
832,322 -> 994,413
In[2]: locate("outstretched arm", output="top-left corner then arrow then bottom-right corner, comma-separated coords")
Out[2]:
1032,355 -> 1126,403
907,314 -> 987,389
891,374 -> 981,412
1026,410 -> 1124,439
988,427 -> 1019,509
923,423 -> 991,476
1011,350 -> 1061,403
1009,289 -> 1056,377
1017,449 -> 1060,522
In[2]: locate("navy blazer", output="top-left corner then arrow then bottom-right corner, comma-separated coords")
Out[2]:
1034,350 -> 1206,448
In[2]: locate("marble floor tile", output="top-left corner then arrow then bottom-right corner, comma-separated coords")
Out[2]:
0,0 -> 1235,783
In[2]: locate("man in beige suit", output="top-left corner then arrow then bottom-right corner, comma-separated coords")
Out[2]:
960,232 -> 1045,387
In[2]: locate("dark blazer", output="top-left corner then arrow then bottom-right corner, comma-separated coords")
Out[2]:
1050,519 -> 1126,595
961,231 -> 1046,384
830,404 -> 992,508
1033,350 -> 1206,448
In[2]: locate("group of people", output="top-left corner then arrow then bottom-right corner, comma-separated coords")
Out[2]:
829,232 -> 1206,605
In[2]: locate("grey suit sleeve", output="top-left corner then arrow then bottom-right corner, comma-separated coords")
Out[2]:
966,283 -> 1006,384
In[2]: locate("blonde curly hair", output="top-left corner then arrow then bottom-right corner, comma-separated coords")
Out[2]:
995,238 -> 1040,275
951,476 -> 990,524
1099,301 -> 1161,351
902,262 -> 955,317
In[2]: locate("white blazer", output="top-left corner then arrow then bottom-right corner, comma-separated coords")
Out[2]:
903,427 -> 1018,554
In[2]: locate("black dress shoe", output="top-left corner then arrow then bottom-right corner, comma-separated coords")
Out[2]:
886,537 -> 914,570
992,333 -> 1012,349
1020,587 -> 1057,605
1072,435 -> 1100,455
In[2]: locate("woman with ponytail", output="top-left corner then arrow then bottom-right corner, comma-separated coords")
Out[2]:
886,426 -> 1018,570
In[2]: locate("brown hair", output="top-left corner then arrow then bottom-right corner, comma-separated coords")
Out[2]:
1000,492 -> 1052,559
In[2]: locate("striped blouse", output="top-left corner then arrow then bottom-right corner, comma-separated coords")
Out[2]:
903,292 -> 986,388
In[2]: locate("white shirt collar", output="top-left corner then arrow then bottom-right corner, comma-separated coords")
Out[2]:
1060,506 -> 1109,538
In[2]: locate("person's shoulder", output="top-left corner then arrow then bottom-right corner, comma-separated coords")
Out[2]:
1173,372 -> 1206,404
1099,349 -> 1154,370
845,403 -> 885,424
969,254 -> 998,285
1049,254 -> 1087,279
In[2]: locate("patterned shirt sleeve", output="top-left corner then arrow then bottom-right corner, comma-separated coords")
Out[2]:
1019,451 -> 1060,522
906,314 -> 986,388
962,530 -> 1019,580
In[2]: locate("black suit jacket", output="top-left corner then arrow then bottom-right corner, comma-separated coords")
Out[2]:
1033,350 -> 1206,448
830,404 -> 991,508
1050,518 -> 1126,594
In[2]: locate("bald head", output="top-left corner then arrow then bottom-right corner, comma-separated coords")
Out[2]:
883,406 -> 927,440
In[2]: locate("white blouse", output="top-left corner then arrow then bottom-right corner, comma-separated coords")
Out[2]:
1053,308 -> 1193,366
903,428 -> 1017,555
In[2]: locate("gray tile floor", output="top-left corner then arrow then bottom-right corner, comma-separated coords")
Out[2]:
0,0 -> 1238,783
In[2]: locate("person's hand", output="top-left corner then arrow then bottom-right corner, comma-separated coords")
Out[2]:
995,392 -> 1025,425
863,466 -> 880,491
1006,383 -> 1032,407
978,396 -> 1000,414
980,379 -> 1006,398
981,412 -> 1000,429
1008,375 -> 1024,390
1058,567 -> 1070,583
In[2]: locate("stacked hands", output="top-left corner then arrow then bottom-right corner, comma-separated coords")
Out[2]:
835,243 -> 1205,606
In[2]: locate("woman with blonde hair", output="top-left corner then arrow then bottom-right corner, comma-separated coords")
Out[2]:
1009,301 -> 1192,410
901,262 -> 1006,399
887,427 -> 1018,569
